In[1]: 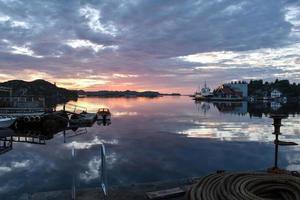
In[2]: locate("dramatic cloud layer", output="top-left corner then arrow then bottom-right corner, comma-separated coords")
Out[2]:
0,0 -> 299,93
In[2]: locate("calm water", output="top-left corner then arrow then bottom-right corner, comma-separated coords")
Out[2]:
1,96 -> 300,199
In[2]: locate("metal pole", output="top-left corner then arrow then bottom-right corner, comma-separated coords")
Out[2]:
72,145 -> 76,200
274,133 -> 279,169
100,144 -> 108,197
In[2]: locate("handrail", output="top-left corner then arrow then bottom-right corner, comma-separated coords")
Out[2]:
65,103 -> 88,112
70,142 -> 108,199
100,144 -> 108,196
72,145 -> 76,200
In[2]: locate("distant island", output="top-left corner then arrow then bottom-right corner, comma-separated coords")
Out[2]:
0,79 -> 181,102
79,90 -> 181,98
79,90 -> 161,98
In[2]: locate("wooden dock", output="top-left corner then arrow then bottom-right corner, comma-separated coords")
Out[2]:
0,107 -> 45,116
20,177 -> 200,200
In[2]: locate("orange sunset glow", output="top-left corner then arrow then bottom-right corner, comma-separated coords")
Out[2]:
1,1 -> 300,199
0,0 -> 299,94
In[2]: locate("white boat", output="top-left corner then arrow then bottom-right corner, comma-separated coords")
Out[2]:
97,108 -> 111,120
201,81 -> 213,97
0,116 -> 16,128
194,81 -> 213,100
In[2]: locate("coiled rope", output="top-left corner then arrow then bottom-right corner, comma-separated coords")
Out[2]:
188,172 -> 300,200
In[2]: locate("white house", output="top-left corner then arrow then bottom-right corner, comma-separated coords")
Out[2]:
271,89 -> 282,99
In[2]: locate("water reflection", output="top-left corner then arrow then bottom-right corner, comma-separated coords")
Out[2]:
0,116 -> 112,156
196,100 -> 300,117
213,101 -> 247,115
0,96 -> 300,199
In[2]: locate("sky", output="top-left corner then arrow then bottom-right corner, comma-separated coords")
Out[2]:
0,0 -> 299,93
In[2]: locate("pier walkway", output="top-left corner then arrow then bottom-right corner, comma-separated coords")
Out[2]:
0,107 -> 45,116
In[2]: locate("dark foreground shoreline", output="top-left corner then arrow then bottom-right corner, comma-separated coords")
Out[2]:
19,177 -> 201,200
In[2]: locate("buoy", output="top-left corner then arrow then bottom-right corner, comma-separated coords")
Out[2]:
35,116 -> 41,122
24,116 -> 30,123
30,116 -> 35,122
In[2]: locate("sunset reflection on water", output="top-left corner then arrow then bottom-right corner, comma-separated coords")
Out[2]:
1,96 -> 300,199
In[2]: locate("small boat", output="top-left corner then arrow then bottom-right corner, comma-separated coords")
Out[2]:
0,116 -> 16,128
97,108 -> 111,120
69,112 -> 97,125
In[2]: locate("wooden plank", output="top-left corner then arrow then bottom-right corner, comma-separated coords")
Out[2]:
146,187 -> 185,199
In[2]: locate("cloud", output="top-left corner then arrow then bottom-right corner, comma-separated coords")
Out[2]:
0,0 -> 299,92
66,136 -> 118,149
0,166 -> 12,176
79,5 -> 118,36
10,45 -> 43,58
79,157 -> 101,182
0,159 -> 31,176
178,43 -> 300,70
66,39 -> 118,52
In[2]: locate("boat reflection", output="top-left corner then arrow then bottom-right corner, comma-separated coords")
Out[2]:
97,119 -> 111,126
0,131 -> 13,155
0,117 -> 112,155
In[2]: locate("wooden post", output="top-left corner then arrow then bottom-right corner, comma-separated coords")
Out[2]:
9,88 -> 12,106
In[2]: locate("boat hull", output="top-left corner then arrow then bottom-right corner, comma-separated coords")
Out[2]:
0,118 -> 16,128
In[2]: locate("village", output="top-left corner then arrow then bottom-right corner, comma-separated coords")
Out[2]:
193,79 -> 297,103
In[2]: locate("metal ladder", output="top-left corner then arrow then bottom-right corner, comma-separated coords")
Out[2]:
71,143 -> 108,199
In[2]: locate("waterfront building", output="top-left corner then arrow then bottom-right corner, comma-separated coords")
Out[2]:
213,85 -> 243,99
194,81 -> 247,101
271,89 -> 282,99
224,81 -> 248,98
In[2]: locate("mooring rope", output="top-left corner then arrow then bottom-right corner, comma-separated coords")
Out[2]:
188,172 -> 300,200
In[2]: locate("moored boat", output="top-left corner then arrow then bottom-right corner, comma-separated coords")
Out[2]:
97,108 -> 111,120
194,81 -> 213,100
69,112 -> 97,125
0,116 -> 16,128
